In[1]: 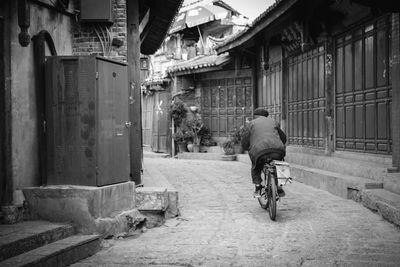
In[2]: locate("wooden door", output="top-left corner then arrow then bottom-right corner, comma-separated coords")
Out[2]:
335,16 -> 392,153
201,73 -> 252,137
257,61 -> 282,122
287,46 -> 326,148
152,91 -> 170,152
97,58 -> 130,185
142,94 -> 154,147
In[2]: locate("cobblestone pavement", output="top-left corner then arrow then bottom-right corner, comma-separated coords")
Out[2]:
75,158 -> 400,267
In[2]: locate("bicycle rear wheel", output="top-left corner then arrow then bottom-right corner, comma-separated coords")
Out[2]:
267,172 -> 277,220
257,169 -> 268,209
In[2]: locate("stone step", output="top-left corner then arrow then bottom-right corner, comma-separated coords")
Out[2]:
383,173 -> 400,195
136,187 -> 169,212
177,152 -> 236,161
285,147 -> 391,181
290,163 -> 383,199
361,189 -> 400,227
0,221 -> 75,261
0,234 -> 101,267
143,151 -> 170,159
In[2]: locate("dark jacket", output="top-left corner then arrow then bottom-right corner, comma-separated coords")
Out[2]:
241,116 -> 286,163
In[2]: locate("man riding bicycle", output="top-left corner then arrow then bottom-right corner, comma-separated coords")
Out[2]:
241,108 -> 287,198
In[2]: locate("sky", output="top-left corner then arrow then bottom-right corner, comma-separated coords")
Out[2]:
183,0 -> 276,21
223,0 -> 276,21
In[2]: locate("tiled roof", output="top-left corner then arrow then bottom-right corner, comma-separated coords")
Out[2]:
215,0 -> 298,53
167,52 -> 230,74
143,74 -> 171,86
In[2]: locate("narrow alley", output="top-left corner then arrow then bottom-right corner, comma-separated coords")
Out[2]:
74,158 -> 400,267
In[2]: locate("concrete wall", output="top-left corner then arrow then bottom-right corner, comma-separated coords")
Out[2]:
9,2 -> 75,190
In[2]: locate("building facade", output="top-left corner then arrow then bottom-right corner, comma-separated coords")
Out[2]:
0,0 -> 182,216
217,0 -> 400,171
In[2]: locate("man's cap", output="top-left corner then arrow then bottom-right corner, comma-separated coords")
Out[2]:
254,108 -> 269,117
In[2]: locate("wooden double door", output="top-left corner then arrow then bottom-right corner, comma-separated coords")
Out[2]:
201,71 -> 253,137
335,15 -> 392,153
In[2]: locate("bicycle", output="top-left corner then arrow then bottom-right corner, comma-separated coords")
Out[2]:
257,160 -> 292,220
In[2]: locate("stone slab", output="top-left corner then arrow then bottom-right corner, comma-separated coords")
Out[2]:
23,182 -> 136,219
286,147 -> 390,182
0,235 -> 100,267
22,182 -> 136,234
143,160 -> 180,218
136,187 -> 169,211
0,221 -> 75,261
290,163 -> 383,199
361,189 -> 400,227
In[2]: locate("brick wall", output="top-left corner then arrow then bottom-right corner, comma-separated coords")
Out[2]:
73,0 -> 127,62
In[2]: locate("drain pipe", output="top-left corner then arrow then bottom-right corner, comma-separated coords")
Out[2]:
32,30 -> 57,186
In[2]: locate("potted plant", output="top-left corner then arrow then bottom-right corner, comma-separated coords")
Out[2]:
232,126 -> 247,154
170,99 -> 187,127
221,139 -> 235,155
172,128 -> 188,153
184,117 -> 204,153
184,130 -> 195,152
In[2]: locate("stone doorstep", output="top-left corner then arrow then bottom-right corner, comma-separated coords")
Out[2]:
361,189 -> 400,227
286,150 -> 390,182
290,164 -> 383,199
22,182 -> 136,235
0,221 -> 75,261
0,234 -> 101,267
135,187 -> 169,212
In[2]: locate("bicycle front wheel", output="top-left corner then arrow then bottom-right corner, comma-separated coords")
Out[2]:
268,172 -> 277,221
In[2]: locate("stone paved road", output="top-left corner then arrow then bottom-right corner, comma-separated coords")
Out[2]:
74,158 -> 400,267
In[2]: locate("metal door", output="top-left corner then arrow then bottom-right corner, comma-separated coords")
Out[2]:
201,75 -> 252,137
142,94 -> 154,147
97,58 -> 130,185
335,16 -> 392,153
151,91 -> 170,152
287,46 -> 326,148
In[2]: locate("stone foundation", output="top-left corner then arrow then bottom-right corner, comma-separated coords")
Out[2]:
22,182 -> 141,236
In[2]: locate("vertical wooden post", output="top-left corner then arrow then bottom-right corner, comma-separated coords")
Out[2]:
0,2 -> 13,206
280,46 -> 286,132
324,38 -> 334,155
391,13 -> 400,172
126,0 -> 142,184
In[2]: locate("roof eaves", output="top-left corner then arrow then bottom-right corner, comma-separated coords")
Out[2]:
141,0 -> 184,55
216,0 -> 298,54
167,53 -> 230,74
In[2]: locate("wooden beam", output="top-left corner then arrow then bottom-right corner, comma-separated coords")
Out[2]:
139,8 -> 150,43
126,0 -> 142,184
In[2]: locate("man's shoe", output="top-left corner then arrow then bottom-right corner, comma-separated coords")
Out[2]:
253,184 -> 262,198
277,186 -> 285,197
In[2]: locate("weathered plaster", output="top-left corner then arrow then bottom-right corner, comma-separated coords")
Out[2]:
9,2 -> 74,190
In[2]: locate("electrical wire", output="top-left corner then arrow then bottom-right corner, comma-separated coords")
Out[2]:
94,26 -> 105,56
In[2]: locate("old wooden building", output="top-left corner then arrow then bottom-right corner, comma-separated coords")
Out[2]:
216,0 -> 400,172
